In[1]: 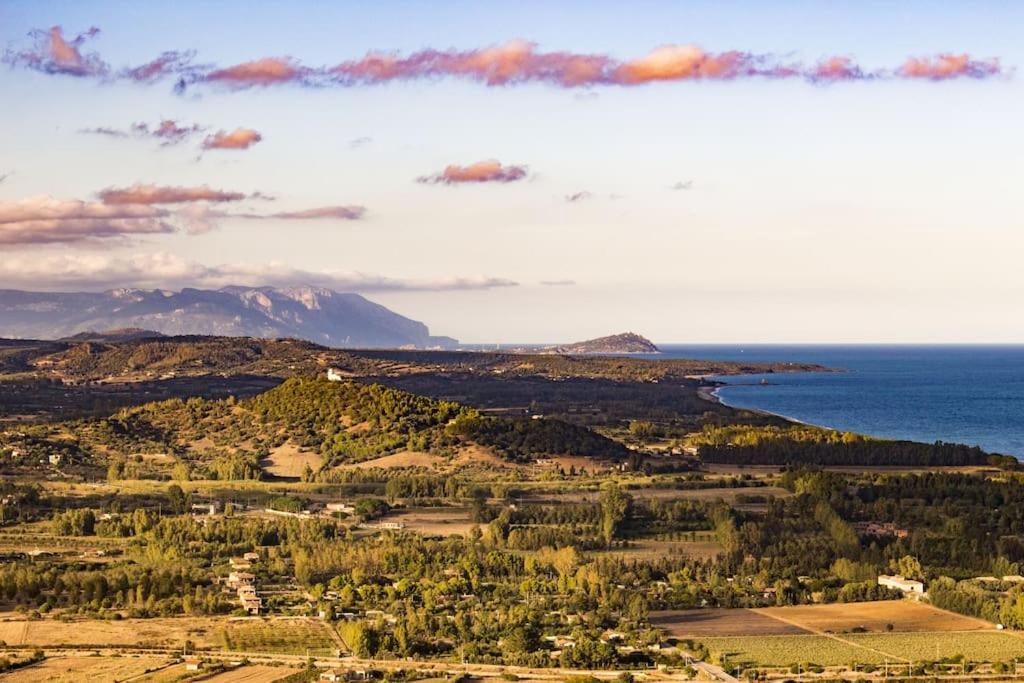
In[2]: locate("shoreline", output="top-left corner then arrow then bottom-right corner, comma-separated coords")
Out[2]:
696,380 -> 835,430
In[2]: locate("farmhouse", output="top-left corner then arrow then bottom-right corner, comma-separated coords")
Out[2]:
878,574 -> 925,594
229,557 -> 252,570
326,502 -> 356,515
226,571 -> 255,589
379,520 -> 405,530
240,594 -> 262,615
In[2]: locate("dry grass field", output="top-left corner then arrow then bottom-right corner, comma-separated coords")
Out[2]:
377,507 -> 477,536
260,443 -> 322,478
340,450 -> 445,470
202,665 -> 301,682
756,600 -> 994,633
603,539 -> 723,561
2,655 -> 171,682
133,663 -> 192,682
651,609 -> 808,637
0,615 -> 226,649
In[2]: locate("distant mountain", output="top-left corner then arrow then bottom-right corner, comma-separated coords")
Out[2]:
544,332 -> 659,354
0,286 -> 457,349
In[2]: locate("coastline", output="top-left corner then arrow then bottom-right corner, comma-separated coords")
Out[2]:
697,379 -> 831,430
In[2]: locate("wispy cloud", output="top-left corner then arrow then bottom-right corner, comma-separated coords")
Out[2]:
120,50 -> 199,83
565,191 -> 592,202
0,252 -> 518,293
0,196 -> 173,245
898,54 -> 1003,80
670,180 -> 694,191
3,26 -> 108,77
0,186 -> 364,243
97,184 -> 249,205
6,29 -> 1008,89
418,160 -> 528,185
262,206 -> 365,220
201,128 -> 263,150
203,58 -> 308,88
81,119 -> 207,146
349,136 -> 373,148
540,279 -> 576,286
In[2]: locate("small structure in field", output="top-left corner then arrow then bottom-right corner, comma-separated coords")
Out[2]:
327,368 -> 345,382
878,574 -> 925,594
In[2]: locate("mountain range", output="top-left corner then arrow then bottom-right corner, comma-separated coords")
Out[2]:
0,286 -> 457,349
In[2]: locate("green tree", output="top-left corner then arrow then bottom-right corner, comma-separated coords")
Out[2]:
599,482 -> 632,547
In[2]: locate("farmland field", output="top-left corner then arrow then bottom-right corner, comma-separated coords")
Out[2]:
604,539 -> 723,561
755,600 -> 993,633
651,608 -> 807,637
847,631 -> 1024,662
202,665 -> 302,682
220,617 -> 338,656
698,634 -> 887,667
1,655 -> 171,682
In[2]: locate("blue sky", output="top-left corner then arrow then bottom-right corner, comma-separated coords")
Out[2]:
1,1 -> 1021,342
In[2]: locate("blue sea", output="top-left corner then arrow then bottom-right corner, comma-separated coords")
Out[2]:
653,345 -> 1024,458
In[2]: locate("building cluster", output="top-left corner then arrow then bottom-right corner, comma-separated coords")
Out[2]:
854,521 -> 909,539
225,552 -> 263,615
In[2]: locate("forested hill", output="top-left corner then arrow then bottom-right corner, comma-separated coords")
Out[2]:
5,376 -> 629,480
5,335 -> 828,384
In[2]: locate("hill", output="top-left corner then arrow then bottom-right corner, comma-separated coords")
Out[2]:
59,328 -> 167,343
0,286 -> 457,349
3,376 -> 630,480
544,332 -> 659,354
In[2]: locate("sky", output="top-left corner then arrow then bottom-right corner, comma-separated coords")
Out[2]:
0,1 -> 1022,343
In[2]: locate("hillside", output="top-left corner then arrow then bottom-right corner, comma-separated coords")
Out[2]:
2,376 -> 631,480
544,332 -> 659,354
0,286 -> 457,349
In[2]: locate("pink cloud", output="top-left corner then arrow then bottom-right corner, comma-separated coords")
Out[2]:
0,196 -> 173,245
611,46 -> 757,84
331,40 -> 612,87
4,26 -> 108,77
898,54 -> 1002,80
807,56 -> 867,83
418,160 -> 528,185
204,57 -> 306,87
4,28 -> 1010,89
202,128 -> 263,150
98,184 -> 247,205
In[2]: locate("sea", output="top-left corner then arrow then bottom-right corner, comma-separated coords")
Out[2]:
650,345 -> 1024,458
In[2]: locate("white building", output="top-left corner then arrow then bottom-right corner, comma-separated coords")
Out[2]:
326,368 -> 345,382
878,574 -> 925,594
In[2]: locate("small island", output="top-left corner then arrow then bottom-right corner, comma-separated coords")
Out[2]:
543,332 -> 660,354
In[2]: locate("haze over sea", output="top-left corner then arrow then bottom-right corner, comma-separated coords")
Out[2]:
652,345 -> 1024,458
